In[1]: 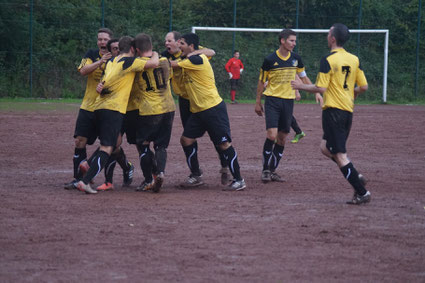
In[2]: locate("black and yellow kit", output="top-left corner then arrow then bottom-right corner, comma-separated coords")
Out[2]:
259,50 -> 306,99
77,49 -> 106,111
316,48 -> 368,113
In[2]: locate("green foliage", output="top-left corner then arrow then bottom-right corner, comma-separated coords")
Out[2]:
0,0 -> 424,102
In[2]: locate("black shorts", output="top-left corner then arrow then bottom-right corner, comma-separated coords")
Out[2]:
95,109 -> 124,147
230,79 -> 239,90
322,108 -> 353,154
74,109 -> 97,145
183,101 -> 232,145
122,109 -> 138,144
136,111 -> 175,148
264,96 -> 294,133
179,96 -> 191,128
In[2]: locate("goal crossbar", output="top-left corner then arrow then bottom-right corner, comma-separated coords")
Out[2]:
192,26 -> 389,103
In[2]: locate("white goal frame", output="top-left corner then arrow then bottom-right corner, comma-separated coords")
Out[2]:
192,26 -> 389,103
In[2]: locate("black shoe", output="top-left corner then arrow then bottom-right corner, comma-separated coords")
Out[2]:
64,180 -> 78,190
346,191 -> 371,205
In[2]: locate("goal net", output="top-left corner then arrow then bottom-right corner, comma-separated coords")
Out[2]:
192,26 -> 389,103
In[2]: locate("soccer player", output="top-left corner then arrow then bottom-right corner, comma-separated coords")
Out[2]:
225,50 -> 244,104
255,29 -> 315,183
170,33 -> 246,191
76,35 -> 159,194
291,23 -> 371,204
129,33 -> 176,193
64,28 -> 114,190
162,31 -> 231,186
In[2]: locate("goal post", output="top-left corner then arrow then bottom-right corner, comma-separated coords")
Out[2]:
192,26 -> 389,103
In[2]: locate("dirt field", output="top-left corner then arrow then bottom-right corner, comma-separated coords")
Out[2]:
0,102 -> 424,282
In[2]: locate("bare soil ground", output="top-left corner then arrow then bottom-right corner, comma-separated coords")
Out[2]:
0,103 -> 424,282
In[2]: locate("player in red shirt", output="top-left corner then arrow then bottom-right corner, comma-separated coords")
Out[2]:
225,50 -> 244,104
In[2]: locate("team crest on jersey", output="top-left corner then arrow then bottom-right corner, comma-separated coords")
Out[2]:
292,59 -> 298,67
273,62 -> 279,66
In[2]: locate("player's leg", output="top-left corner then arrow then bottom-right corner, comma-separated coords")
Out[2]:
203,101 -> 245,191
119,110 -> 139,186
136,142 -> 155,191
77,110 -> 123,194
291,116 -> 306,143
322,108 -> 370,204
151,111 -> 175,193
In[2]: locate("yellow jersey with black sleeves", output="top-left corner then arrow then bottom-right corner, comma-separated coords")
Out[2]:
259,50 -> 305,99
177,54 -> 222,113
94,56 -> 147,114
132,57 -> 176,116
77,49 -> 106,112
316,48 -> 368,113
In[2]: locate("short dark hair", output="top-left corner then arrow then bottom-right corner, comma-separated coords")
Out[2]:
107,38 -> 119,52
234,50 -> 239,54
181,33 -> 199,50
278,29 -> 296,44
98,28 -> 113,37
331,23 -> 350,46
134,33 -> 152,53
118,36 -> 134,53
169,31 -> 182,41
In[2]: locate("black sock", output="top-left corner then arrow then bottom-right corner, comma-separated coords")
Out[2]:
182,142 -> 201,176
221,146 -> 242,181
270,144 -> 284,172
104,155 -> 117,183
73,148 -> 86,179
262,138 -> 274,171
340,162 -> 367,196
87,147 -> 100,165
114,147 -> 129,171
139,144 -> 154,183
215,145 -> 227,168
82,150 -> 110,184
154,146 -> 167,174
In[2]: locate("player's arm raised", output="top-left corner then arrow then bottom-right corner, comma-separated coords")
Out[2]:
79,52 -> 112,76
144,51 -> 159,69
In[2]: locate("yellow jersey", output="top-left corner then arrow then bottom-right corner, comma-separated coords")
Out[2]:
94,56 -> 147,114
316,48 -> 368,112
77,49 -> 106,112
132,57 -> 176,116
177,54 -> 222,113
259,50 -> 305,99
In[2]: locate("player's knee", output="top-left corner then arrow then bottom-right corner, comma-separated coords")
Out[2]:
218,142 -> 231,151
74,136 -> 87,148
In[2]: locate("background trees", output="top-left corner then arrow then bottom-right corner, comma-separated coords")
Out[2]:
0,0 -> 423,102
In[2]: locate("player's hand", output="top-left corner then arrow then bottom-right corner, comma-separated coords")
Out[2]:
228,73 -> 233,79
96,82 -> 104,94
295,90 -> 301,101
240,69 -> 243,74
255,103 -> 264,116
101,52 -> 112,63
315,93 -> 323,107
290,80 -> 301,90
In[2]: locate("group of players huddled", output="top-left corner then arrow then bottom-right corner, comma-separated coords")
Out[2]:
65,23 -> 371,205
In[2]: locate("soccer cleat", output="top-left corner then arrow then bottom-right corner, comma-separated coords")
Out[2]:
261,170 -> 271,183
136,180 -> 154,192
346,191 -> 371,205
223,179 -> 246,191
358,174 -> 368,187
180,174 -> 204,188
64,180 -> 78,190
123,162 -> 134,186
96,182 -> 114,191
79,161 -> 94,184
76,181 -> 97,194
220,167 -> 230,185
270,171 -> 285,182
152,172 -> 164,193
291,131 -> 306,143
